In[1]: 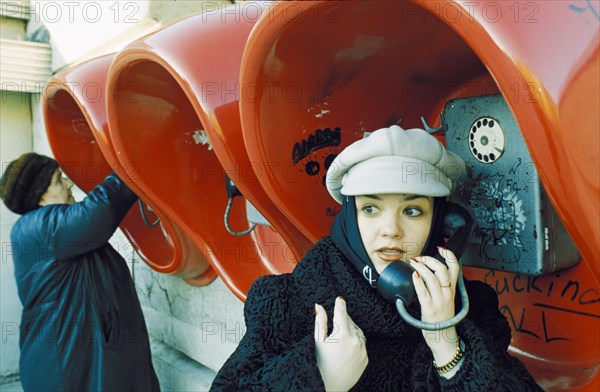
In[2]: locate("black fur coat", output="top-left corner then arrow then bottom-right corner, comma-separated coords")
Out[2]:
211,237 -> 542,391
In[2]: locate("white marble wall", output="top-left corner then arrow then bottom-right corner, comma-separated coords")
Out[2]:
134,258 -> 245,375
0,14 -> 32,381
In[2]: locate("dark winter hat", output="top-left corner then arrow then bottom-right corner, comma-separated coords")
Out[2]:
0,153 -> 59,214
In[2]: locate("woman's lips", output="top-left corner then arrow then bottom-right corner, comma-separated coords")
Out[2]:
376,248 -> 404,262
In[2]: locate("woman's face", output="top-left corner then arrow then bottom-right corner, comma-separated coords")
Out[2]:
39,169 -> 75,206
356,194 -> 433,274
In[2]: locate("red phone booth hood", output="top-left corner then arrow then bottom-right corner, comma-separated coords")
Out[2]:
238,1 -> 599,390
105,3 -> 312,301
43,53 -> 217,287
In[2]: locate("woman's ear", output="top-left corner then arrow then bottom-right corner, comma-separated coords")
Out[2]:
38,189 -> 49,207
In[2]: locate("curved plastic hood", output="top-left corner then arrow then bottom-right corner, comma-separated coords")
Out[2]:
106,4 -> 310,299
43,53 -> 216,287
239,1 -> 599,389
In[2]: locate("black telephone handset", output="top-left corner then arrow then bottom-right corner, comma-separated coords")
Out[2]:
225,175 -> 243,199
376,202 -> 474,330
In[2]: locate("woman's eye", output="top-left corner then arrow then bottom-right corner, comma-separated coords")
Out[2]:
361,205 -> 378,215
404,207 -> 423,217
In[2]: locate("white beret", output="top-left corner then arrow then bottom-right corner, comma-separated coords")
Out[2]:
326,125 -> 466,204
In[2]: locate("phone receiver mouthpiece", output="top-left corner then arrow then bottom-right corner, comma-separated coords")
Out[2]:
376,261 -> 417,304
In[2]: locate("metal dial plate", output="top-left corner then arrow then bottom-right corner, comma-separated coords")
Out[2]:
468,117 -> 504,163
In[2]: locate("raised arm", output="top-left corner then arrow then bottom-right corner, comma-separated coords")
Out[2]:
45,172 -> 138,259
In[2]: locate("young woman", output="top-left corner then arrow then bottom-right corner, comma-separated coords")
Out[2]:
210,126 -> 542,391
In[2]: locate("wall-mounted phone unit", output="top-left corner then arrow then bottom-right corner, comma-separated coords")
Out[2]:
444,94 -> 580,275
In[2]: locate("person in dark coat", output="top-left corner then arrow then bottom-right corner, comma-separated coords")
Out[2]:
210,126 -> 543,391
0,153 -> 160,391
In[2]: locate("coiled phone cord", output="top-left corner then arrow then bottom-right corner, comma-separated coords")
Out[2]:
224,197 -> 257,236
138,199 -> 161,227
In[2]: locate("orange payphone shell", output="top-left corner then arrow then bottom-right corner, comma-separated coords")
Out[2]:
106,4 -> 312,300
239,1 -> 599,390
43,53 -> 216,286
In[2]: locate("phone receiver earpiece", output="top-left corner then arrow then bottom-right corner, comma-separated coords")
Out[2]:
435,202 -> 473,264
376,202 -> 474,331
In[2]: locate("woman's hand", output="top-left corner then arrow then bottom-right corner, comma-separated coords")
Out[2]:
314,296 -> 368,391
410,246 -> 459,325
411,247 -> 461,375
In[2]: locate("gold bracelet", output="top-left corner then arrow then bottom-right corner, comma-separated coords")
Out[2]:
433,339 -> 464,374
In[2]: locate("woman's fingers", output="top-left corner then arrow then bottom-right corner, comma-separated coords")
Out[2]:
314,303 -> 328,342
315,297 -> 366,344
410,251 -> 462,317
315,298 -> 351,343
412,270 -> 429,300
410,258 -> 445,298
412,250 -> 461,324
438,247 -> 460,284
412,253 -> 457,292
332,296 -> 350,334
313,298 -> 369,392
